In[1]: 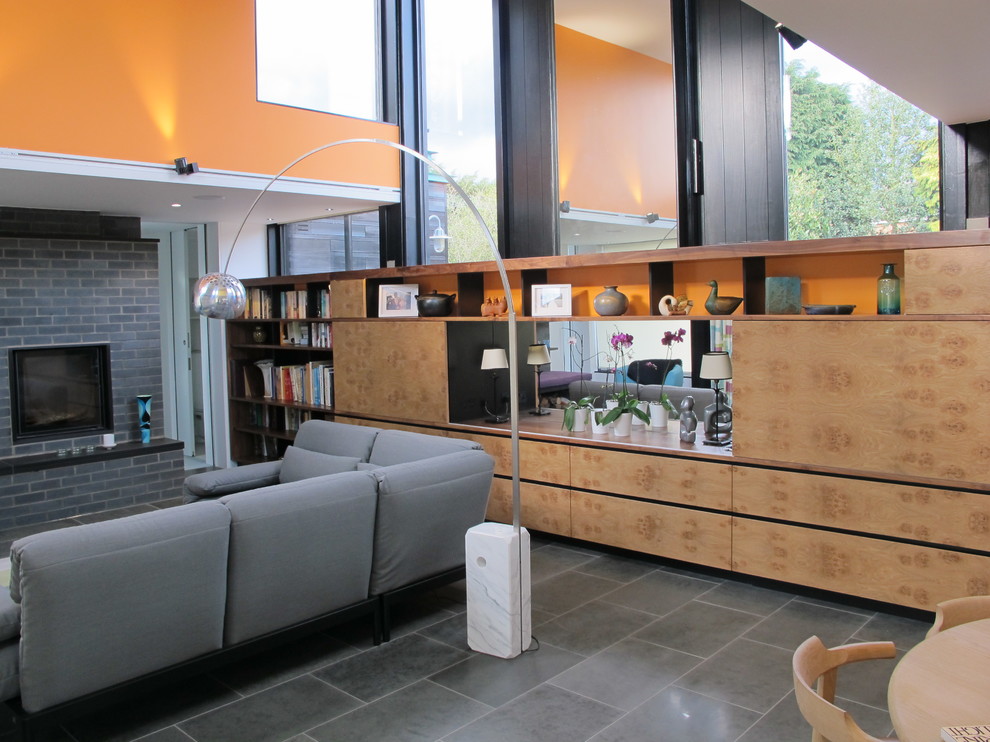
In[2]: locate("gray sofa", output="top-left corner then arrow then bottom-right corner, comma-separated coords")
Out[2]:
0,420 -> 494,738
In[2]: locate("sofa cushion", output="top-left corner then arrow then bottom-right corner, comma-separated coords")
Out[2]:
0,640 -> 17,703
356,462 -> 383,471
0,589 -> 19,643
10,501 -> 231,713
368,429 -> 481,467
293,419 -> 381,461
184,460 -> 282,500
220,471 -> 379,644
369,449 -> 494,595
279,446 -> 360,483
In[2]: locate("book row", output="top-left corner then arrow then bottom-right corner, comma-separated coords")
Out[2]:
242,287 -> 332,320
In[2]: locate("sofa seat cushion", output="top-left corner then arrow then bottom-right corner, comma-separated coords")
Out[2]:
0,588 -> 19,643
293,419 -> 381,461
279,446 -> 361,483
368,429 -> 481,467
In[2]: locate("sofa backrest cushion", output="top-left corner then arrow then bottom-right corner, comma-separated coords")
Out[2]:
368,429 -> 481,467
278,446 -> 360,483
10,501 -> 231,713
369,449 -> 494,595
220,470 -> 379,645
293,419 -> 381,461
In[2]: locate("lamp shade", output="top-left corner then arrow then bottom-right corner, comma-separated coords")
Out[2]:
193,272 -> 247,320
527,343 -> 551,366
481,348 -> 509,370
698,351 -> 733,380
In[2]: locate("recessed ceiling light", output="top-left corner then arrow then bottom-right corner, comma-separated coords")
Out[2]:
171,203 -> 182,208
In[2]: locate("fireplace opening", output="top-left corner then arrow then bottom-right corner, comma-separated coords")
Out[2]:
9,344 -> 113,444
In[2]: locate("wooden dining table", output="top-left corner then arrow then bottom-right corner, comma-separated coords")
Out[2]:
888,618 -> 990,742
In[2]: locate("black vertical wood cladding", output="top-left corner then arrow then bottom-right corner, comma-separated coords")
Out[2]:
940,120 -> 990,230
694,0 -> 786,245
671,0 -> 703,247
494,0 -> 559,259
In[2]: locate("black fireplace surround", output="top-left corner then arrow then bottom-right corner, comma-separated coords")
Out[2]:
9,344 -> 114,444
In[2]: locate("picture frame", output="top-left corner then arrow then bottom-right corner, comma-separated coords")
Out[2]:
531,284 -> 572,317
378,284 -> 420,317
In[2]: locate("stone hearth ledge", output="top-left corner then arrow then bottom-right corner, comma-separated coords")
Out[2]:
0,439 -> 183,475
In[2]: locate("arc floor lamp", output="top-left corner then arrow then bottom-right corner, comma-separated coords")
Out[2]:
193,138 -> 531,658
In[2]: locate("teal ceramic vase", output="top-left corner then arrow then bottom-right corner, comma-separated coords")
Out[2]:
137,395 -> 152,443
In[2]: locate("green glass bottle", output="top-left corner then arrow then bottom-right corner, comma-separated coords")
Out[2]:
877,263 -> 901,315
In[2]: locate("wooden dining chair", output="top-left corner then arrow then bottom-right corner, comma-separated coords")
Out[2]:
927,595 -> 990,638
792,635 -> 897,742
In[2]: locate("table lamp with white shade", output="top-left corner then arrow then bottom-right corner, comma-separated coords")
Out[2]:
698,351 -> 733,446
481,348 -> 509,423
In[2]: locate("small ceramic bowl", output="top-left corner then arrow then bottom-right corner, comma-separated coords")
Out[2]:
802,304 -> 856,315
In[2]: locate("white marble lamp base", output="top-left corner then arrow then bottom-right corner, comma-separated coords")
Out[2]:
465,523 -> 532,658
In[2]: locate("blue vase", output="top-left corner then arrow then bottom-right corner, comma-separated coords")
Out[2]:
877,263 -> 901,315
137,395 -> 152,443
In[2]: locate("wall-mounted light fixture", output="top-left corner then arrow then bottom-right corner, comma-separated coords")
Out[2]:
428,214 -> 450,253
559,200 -> 571,213
173,157 -> 199,175
646,212 -> 660,223
775,23 -> 807,50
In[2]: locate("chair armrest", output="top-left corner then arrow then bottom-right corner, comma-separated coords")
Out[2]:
183,461 -> 282,502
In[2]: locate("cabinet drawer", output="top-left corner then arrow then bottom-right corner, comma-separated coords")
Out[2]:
571,447 -> 731,510
733,467 -> 990,551
571,491 -> 731,569
731,518 -> 990,611
454,433 -> 569,485
486,478 -> 571,536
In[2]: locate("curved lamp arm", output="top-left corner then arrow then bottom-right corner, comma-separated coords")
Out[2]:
193,138 -> 525,651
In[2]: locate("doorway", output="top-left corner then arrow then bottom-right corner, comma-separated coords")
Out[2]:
157,225 -> 215,469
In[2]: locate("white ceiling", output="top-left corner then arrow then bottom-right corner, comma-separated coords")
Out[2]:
557,0 -> 990,126
4,0 -> 987,231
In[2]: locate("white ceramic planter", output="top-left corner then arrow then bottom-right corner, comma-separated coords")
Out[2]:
612,412 -> 633,437
590,409 -> 609,434
632,400 -> 648,426
570,407 -> 589,433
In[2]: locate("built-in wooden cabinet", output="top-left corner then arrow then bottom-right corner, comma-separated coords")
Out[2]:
232,231 -> 990,612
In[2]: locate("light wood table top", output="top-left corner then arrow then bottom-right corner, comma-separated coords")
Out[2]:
888,618 -> 990,742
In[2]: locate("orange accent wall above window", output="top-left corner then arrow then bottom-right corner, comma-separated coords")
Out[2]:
555,25 -> 677,219
0,0 -> 400,187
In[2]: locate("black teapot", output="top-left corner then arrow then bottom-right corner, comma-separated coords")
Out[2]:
416,290 -> 456,317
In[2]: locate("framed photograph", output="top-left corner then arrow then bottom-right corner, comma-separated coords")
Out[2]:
531,284 -> 572,317
378,284 -> 419,317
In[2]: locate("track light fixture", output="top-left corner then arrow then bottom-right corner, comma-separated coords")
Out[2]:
173,157 -> 200,175
775,23 -> 807,50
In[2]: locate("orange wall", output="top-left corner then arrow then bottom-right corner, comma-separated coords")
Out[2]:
0,1 -> 400,186
555,25 -> 677,218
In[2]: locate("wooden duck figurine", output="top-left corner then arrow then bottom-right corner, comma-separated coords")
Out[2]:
705,280 -> 743,315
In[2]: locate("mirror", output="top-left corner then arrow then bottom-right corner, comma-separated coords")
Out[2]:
536,319 -> 692,405
553,0 -> 679,254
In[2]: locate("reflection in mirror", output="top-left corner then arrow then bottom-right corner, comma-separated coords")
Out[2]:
554,0 -> 679,254
536,320 -> 692,406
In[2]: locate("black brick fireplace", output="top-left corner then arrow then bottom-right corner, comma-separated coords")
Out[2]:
0,207 -> 184,530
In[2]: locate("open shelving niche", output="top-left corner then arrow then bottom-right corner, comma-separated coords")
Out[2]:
227,273 -> 335,463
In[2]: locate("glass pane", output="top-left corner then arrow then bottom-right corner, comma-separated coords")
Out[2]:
256,0 -> 380,121
280,211 -> 381,273
784,42 -> 939,239
423,0 -> 498,263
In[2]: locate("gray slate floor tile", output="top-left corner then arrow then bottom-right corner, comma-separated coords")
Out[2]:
573,554 -> 657,583
550,638 -> 702,710
601,569 -> 720,616
178,675 -> 360,742
530,544 -> 599,582
532,570 -> 623,616
308,680 -> 490,742
695,578 -> 796,616
676,637 -> 795,713
744,599 -> 871,651
589,686 -> 762,742
635,599 -> 764,657
431,642 -> 584,707
315,633 -> 470,702
443,684 -> 623,742
538,600 -> 657,656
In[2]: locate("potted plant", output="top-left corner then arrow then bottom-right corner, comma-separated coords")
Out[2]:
599,391 -> 650,436
561,396 -> 595,432
648,327 -> 687,429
